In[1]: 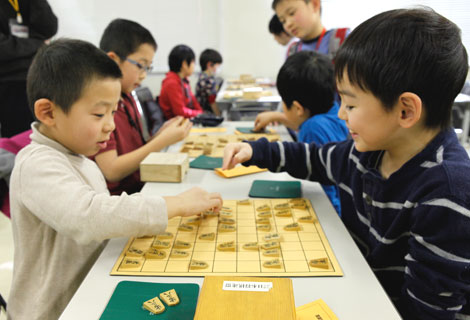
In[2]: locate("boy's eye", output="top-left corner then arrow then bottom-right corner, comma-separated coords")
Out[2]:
345,105 -> 355,111
93,114 -> 104,118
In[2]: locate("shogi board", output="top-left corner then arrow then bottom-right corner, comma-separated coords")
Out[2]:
111,198 -> 343,277
179,133 -> 280,158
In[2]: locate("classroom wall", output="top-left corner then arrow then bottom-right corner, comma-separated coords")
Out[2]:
46,0 -> 470,97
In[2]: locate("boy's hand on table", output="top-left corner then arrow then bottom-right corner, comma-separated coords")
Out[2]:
164,187 -> 222,219
254,111 -> 280,132
222,142 -> 253,170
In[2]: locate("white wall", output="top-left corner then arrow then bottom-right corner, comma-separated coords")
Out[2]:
46,0 -> 470,96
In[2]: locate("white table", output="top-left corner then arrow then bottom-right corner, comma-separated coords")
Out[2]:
60,122 -> 401,319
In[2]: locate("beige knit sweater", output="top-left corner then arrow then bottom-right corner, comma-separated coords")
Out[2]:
7,123 -> 168,319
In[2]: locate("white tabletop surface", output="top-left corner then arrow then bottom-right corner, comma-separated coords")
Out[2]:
59,122 -> 401,319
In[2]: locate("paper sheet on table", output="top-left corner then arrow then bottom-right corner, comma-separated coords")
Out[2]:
296,299 -> 338,320
214,165 -> 267,178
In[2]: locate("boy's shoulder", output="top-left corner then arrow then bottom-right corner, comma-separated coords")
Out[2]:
299,105 -> 348,144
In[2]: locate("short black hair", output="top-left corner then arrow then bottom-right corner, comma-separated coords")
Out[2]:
169,45 -> 195,73
335,8 -> 469,130
269,14 -> 285,35
277,51 -> 334,116
27,39 -> 122,115
100,18 -> 157,59
199,49 -> 223,71
272,0 -> 309,10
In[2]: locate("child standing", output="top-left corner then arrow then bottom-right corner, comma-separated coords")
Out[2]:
196,49 -> 223,116
7,39 -> 222,320
254,51 -> 347,214
223,8 -> 470,319
273,0 -> 349,60
159,44 -> 203,119
94,19 -> 192,196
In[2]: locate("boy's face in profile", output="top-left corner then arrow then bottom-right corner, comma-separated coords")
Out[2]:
337,72 -> 400,152
282,101 -> 304,130
118,43 -> 155,94
50,78 -> 121,156
275,0 -> 319,40
273,31 -> 292,46
181,60 -> 195,78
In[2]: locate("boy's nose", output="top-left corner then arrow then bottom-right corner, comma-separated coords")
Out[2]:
104,118 -> 115,133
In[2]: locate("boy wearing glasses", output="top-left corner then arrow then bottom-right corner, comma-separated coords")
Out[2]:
94,19 -> 192,195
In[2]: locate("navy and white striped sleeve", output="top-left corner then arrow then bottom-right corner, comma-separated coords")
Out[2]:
245,138 -> 349,185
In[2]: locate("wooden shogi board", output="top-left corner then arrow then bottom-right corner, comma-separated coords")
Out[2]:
179,133 -> 280,158
111,198 -> 343,277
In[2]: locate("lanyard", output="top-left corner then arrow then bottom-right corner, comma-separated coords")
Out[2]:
315,27 -> 327,51
298,27 -> 327,53
121,97 -> 147,145
8,0 -> 22,23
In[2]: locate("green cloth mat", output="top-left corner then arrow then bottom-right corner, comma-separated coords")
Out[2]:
236,127 -> 266,134
248,180 -> 301,198
100,281 -> 199,320
189,155 -> 223,170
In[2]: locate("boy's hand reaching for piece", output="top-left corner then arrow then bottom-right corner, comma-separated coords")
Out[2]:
254,111 -> 276,132
164,187 -> 223,219
156,117 -> 192,145
222,142 -> 253,170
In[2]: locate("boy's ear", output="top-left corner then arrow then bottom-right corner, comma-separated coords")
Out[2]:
107,51 -> 121,64
292,100 -> 308,117
34,98 -> 57,127
310,0 -> 321,13
397,92 -> 422,128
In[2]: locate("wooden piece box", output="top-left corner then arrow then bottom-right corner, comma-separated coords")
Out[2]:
140,152 -> 189,182
194,276 -> 296,320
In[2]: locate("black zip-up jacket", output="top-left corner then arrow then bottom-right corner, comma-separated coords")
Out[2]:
0,0 -> 57,81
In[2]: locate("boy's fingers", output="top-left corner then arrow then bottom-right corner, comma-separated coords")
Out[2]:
222,147 -> 235,170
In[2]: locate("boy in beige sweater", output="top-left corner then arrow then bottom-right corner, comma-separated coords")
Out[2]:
7,39 -> 222,320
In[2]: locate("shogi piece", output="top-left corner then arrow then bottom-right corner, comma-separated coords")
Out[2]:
159,289 -> 180,306
143,296 -> 165,314
140,152 -> 189,182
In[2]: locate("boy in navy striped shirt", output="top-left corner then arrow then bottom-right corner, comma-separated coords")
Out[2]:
223,8 -> 469,320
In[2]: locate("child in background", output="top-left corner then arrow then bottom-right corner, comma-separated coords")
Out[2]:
94,19 -> 192,196
255,51 -> 347,214
273,0 -> 349,60
268,14 -> 297,60
223,8 -> 470,319
7,39 -> 222,319
159,44 -> 203,119
196,49 -> 223,116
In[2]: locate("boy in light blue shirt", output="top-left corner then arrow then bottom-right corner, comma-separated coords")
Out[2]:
255,51 -> 347,214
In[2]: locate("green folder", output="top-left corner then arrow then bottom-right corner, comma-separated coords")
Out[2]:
189,155 -> 223,170
100,281 -> 199,320
236,127 -> 266,134
248,180 -> 301,198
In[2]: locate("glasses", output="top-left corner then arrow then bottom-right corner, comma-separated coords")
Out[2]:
126,58 -> 153,73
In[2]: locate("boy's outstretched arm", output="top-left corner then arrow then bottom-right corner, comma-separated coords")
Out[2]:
254,111 -> 298,132
163,187 -> 223,219
222,142 -> 253,170
95,117 -> 192,182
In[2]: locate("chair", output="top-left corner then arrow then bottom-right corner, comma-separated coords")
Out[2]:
0,129 -> 32,218
132,87 -> 166,137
